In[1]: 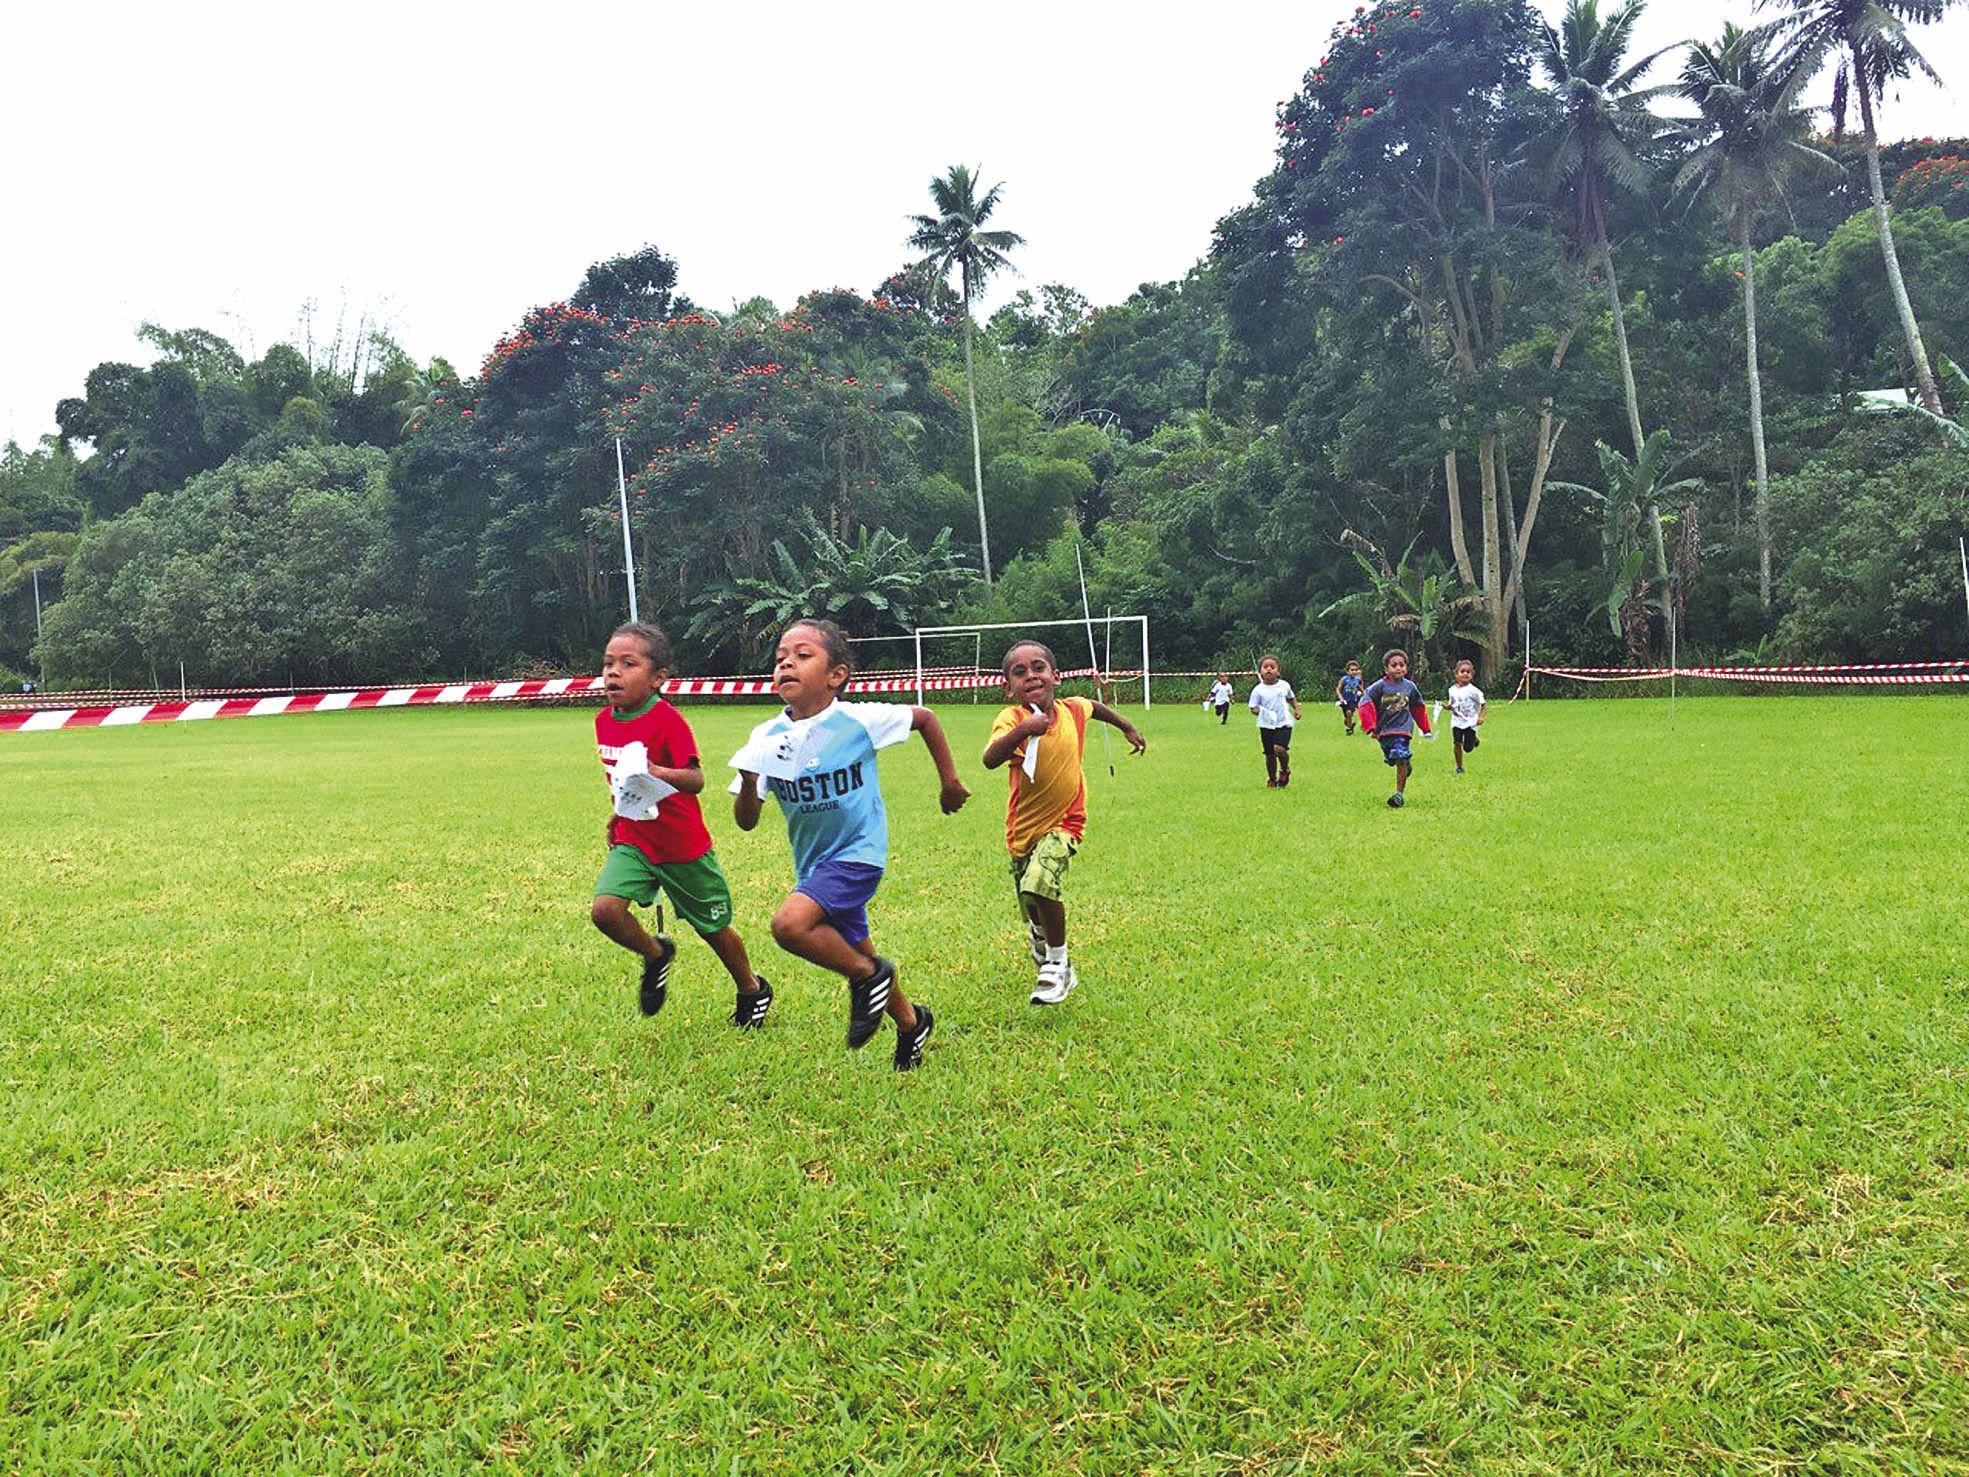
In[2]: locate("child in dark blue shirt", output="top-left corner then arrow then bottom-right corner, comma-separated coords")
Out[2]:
1359,648 -> 1431,809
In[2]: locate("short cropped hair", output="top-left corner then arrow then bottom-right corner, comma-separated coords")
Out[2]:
1001,639 -> 1059,676
611,621 -> 674,669
783,617 -> 854,675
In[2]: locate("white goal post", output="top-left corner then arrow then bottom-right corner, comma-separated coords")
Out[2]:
911,616 -> 1151,709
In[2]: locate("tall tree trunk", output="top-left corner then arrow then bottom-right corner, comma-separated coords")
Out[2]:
1599,230 -> 1668,586
961,282 -> 993,583
1478,431 -> 1507,677
1496,433 -> 1528,634
1443,437 -> 1476,586
1855,64 -> 1944,417
1740,218 -> 1772,609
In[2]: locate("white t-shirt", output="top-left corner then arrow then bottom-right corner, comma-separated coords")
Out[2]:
1208,681 -> 1233,706
1249,679 -> 1297,729
1447,682 -> 1485,729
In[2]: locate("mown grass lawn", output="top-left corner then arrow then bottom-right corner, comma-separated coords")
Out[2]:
3,695 -> 1966,1472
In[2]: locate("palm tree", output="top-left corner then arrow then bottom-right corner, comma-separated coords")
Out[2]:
1550,431 -> 1704,661
1535,0 -> 1677,464
1320,532 -> 1492,686
1762,0 -> 1959,415
1674,23 -> 1835,608
907,165 -> 1025,584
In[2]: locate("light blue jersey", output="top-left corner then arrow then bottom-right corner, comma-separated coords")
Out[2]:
729,700 -> 915,877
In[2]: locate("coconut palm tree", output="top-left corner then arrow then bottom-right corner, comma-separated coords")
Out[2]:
1550,430 -> 1704,661
1535,0 -> 1678,462
1674,23 -> 1836,608
907,165 -> 1025,584
1761,0 -> 1960,415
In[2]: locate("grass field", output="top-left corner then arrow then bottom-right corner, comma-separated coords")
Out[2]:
3,694 -> 1967,1472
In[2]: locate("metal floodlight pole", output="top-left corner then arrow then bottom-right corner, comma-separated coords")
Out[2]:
614,438 -> 639,623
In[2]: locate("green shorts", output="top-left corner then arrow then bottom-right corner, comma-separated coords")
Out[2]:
594,845 -> 735,936
1009,829 -> 1079,904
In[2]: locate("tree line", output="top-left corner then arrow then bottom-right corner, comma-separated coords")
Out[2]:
3,0 -> 1965,694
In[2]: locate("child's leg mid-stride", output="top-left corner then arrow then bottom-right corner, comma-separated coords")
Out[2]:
1378,734 -> 1414,808
594,846 -> 770,1023
771,864 -> 935,1069
1011,830 -> 1079,1006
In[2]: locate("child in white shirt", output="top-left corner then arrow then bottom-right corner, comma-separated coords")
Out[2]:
1207,674 -> 1234,725
1247,655 -> 1301,788
1446,659 -> 1486,776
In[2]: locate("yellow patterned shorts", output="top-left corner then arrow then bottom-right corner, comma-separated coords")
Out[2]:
1009,829 -> 1079,903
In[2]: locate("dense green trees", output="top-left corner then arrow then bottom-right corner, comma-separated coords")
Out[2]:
9,36 -> 1967,694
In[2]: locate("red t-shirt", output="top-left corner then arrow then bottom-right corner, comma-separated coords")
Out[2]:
595,697 -> 714,864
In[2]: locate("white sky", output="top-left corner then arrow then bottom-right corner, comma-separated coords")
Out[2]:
3,0 -> 1963,447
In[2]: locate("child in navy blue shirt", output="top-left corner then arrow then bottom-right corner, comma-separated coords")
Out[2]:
731,618 -> 969,1070
1360,648 -> 1431,808
1335,660 -> 1365,735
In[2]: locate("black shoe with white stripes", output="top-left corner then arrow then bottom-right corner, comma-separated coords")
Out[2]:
893,1004 -> 934,1072
640,935 -> 677,1016
733,976 -> 773,1030
847,957 -> 895,1048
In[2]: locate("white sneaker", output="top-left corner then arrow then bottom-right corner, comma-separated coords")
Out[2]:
1029,961 -> 1078,1006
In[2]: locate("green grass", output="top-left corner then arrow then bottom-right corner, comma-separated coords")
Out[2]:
3,696 -> 1967,1472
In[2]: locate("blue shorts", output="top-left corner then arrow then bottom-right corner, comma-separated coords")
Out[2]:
795,859 -> 884,946
1378,733 -> 1413,766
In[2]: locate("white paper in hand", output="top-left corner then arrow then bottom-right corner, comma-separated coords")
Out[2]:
730,723 -> 814,783
1021,705 -> 1045,779
611,741 -> 677,820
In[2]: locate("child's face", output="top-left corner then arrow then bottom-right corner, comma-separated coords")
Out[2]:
1004,645 -> 1061,708
1455,662 -> 1474,684
1347,662 -> 1361,676
774,624 -> 847,716
1384,653 -> 1409,680
1259,658 -> 1280,682
602,633 -> 665,709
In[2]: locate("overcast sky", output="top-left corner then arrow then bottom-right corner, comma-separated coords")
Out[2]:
4,0 -> 1964,448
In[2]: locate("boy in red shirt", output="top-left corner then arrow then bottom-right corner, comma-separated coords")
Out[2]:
591,622 -> 771,1027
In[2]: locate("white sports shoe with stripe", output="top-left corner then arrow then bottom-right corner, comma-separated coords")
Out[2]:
1029,960 -> 1078,1006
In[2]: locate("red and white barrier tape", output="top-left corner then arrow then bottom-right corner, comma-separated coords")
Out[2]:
1531,664 -> 1969,686
1537,659 -> 1967,675
0,670 -> 1020,735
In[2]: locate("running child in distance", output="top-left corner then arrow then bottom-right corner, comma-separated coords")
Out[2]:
1248,655 -> 1301,788
1445,659 -> 1486,776
1208,673 -> 1234,725
730,618 -> 969,1071
590,622 -> 772,1026
1359,647 -> 1432,808
1335,660 -> 1365,735
982,641 -> 1146,1006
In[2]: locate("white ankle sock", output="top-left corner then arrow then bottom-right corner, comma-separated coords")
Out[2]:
1044,945 -> 1068,965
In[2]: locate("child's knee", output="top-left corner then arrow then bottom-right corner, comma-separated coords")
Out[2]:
591,894 -> 629,931
769,904 -> 807,950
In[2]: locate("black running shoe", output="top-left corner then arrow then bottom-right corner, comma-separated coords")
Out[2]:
893,1004 -> 934,1072
733,976 -> 773,1030
847,957 -> 895,1048
640,935 -> 676,1016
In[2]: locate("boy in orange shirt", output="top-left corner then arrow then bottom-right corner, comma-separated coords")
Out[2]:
982,640 -> 1146,1005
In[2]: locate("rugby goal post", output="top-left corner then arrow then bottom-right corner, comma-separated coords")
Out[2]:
911,615 -> 1151,709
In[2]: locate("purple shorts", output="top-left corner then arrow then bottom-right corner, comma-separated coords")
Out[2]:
794,859 -> 884,946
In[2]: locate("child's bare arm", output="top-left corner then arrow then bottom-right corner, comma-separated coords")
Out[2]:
982,708 -> 1050,769
911,707 -> 971,812
1088,700 -> 1147,754
732,774 -> 763,830
651,759 -> 703,795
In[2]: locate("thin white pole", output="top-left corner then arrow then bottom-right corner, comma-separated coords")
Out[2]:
1074,544 -> 1115,775
614,437 -> 639,623
1525,617 -> 1532,701
1140,616 -> 1150,710
1959,536 -> 1968,634
1103,606 -> 1113,705
913,629 -> 924,708
1669,601 -> 1678,730
31,566 -> 43,640
180,661 -> 187,701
